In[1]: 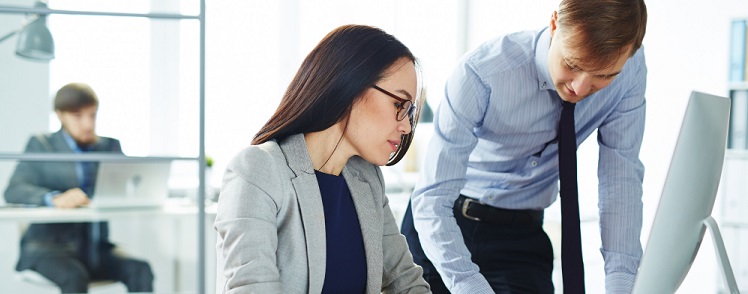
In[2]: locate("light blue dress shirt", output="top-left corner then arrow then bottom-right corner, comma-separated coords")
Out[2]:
411,27 -> 646,294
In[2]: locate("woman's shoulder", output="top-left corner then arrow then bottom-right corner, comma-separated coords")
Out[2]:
226,141 -> 287,182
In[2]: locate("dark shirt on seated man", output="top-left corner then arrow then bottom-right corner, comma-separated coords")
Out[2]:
4,83 -> 154,293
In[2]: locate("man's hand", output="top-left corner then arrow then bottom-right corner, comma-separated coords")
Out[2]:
52,188 -> 91,208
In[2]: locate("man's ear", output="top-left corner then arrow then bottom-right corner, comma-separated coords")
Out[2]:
550,11 -> 558,38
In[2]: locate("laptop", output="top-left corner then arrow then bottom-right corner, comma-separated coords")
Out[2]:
88,161 -> 172,209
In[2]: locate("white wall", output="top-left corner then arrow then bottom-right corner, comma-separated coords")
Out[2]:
0,2 -> 51,199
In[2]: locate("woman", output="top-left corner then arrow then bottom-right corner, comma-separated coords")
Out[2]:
214,25 -> 431,294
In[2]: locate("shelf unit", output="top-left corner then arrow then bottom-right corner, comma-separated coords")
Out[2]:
0,1 -> 209,293
720,150 -> 748,293
722,18 -> 748,292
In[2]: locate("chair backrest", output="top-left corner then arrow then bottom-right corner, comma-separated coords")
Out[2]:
15,269 -> 57,288
14,225 -> 124,292
16,269 -> 124,292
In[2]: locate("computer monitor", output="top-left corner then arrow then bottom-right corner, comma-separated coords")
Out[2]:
632,91 -> 739,293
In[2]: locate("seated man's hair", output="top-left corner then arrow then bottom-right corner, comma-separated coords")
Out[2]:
54,83 -> 98,112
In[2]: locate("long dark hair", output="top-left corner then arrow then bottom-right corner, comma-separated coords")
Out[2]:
252,24 -> 421,165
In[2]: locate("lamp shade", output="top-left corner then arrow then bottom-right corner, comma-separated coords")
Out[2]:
15,15 -> 54,61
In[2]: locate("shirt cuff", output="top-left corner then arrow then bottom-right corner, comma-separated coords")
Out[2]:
450,272 -> 495,294
605,271 -> 636,294
43,191 -> 61,207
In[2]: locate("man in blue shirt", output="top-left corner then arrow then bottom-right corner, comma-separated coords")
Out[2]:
4,83 -> 154,293
401,0 -> 648,293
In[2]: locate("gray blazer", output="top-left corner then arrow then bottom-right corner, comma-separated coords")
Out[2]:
4,130 -> 122,271
5,131 -> 122,205
214,134 -> 430,294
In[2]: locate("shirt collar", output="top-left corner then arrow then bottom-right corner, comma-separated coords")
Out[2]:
534,27 -> 555,92
60,130 -> 93,152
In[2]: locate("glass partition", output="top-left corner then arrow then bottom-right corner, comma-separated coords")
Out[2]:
0,0 -> 208,293
0,156 -> 213,293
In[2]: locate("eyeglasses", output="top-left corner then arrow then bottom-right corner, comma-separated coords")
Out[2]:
372,85 -> 415,121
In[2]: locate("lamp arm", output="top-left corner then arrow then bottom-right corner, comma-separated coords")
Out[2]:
0,13 -> 38,44
0,29 -> 19,44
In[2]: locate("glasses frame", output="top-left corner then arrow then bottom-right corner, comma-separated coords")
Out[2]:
372,85 -> 415,121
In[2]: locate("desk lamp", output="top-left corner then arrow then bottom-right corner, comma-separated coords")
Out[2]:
0,1 -> 55,61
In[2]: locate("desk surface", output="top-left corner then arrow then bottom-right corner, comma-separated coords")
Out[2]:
0,202 -> 217,223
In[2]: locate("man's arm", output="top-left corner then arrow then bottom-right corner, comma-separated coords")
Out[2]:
4,135 -> 121,207
596,49 -> 647,293
412,60 -> 494,293
4,136 -> 55,205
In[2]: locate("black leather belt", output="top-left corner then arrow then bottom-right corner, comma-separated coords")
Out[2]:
455,195 -> 543,225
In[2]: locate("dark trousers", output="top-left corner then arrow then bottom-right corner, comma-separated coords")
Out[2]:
25,249 -> 153,293
401,197 -> 554,294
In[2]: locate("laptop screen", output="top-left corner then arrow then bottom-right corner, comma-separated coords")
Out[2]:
91,161 -> 172,208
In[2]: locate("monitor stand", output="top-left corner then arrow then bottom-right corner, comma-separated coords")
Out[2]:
704,216 -> 739,293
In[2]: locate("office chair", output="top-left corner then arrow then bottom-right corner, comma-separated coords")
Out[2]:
15,223 -> 126,294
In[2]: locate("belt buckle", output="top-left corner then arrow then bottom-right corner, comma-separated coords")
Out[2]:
461,198 -> 481,221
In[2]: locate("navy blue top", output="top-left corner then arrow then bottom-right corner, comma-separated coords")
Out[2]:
315,170 -> 367,294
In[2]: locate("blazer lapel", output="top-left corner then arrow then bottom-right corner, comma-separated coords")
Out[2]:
279,135 -> 327,294
50,130 -> 74,152
342,162 -> 382,294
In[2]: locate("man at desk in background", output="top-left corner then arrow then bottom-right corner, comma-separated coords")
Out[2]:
402,0 -> 648,293
4,83 -> 154,293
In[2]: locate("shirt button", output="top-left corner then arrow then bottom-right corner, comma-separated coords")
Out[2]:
541,82 -> 547,88
531,161 -> 538,166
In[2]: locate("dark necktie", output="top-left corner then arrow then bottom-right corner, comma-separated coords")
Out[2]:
558,100 -> 585,293
78,144 -> 103,267
79,145 -> 96,196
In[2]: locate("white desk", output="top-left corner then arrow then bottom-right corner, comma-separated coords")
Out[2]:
0,203 -> 217,223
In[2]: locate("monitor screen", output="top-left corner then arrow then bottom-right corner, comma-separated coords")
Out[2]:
632,91 -> 732,293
